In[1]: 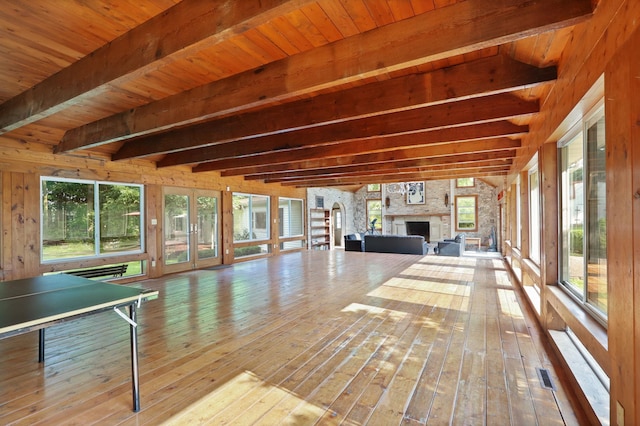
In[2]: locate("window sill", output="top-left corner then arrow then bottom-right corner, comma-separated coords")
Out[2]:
522,285 -> 541,316
545,286 -> 610,425
506,247 -> 522,285
548,329 -> 609,425
546,285 -> 609,375
522,258 -> 540,278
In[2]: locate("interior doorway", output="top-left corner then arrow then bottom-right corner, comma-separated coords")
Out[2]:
332,203 -> 344,247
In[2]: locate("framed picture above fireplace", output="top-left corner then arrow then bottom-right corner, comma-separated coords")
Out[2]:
406,181 -> 425,204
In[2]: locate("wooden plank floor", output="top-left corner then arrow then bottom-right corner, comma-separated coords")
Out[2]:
0,250 -> 587,425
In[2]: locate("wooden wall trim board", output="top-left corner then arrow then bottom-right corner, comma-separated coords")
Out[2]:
538,142 -> 562,331
1,172 -> 12,280
145,184 -> 162,279
221,189 -> 234,265
605,24 -> 639,426
633,35 -> 640,426
539,143 -> 558,287
270,195 -> 280,257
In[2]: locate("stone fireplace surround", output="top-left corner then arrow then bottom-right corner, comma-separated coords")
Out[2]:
385,214 -> 446,242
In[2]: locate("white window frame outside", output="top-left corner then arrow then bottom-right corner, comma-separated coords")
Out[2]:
233,192 -> 270,242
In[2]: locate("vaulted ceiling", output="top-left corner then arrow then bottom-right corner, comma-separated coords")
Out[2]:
0,0 -> 594,188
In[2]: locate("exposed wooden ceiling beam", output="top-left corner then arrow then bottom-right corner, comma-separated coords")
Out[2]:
237,150 -> 516,179
158,93 -> 536,168
107,55 -> 554,160
282,137 -> 521,166
220,139 -> 521,182
0,0 -> 313,134
263,160 -> 512,183
196,121 -> 527,174
286,169 -> 509,187
57,0 -> 591,151
243,152 -> 515,181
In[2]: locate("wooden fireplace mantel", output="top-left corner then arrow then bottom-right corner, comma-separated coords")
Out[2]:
384,213 -> 449,219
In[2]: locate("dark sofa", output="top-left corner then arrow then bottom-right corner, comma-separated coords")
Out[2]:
344,233 -> 365,251
364,234 -> 428,255
437,233 -> 466,256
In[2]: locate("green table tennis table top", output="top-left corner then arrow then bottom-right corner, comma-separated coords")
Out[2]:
0,274 -> 158,336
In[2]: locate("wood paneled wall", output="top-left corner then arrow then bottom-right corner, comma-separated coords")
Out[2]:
0,148 -> 305,281
605,25 -> 640,426
501,1 -> 640,424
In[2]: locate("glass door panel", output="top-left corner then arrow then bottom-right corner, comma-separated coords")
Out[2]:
196,195 -> 218,260
560,133 -> 585,297
164,193 -> 190,267
164,188 -> 221,274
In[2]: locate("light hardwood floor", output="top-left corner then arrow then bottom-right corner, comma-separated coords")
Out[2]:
0,250 -> 586,425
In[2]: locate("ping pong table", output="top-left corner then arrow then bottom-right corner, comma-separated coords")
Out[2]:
0,274 -> 159,412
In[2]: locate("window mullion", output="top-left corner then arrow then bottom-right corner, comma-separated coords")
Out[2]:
94,183 -> 100,256
581,123 -> 589,303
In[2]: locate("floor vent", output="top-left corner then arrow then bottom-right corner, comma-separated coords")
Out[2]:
536,367 -> 557,390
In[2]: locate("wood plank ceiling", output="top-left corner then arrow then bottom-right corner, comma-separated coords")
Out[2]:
0,0 -> 594,188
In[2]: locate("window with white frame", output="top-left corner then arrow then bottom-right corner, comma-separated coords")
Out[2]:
559,101 -> 607,319
41,177 -> 144,262
233,193 -> 270,242
279,197 -> 304,250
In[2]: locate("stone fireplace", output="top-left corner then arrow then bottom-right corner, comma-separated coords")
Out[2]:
386,214 -> 445,242
405,221 -> 430,242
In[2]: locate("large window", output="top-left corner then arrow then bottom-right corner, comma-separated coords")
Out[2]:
456,178 -> 475,188
529,165 -> 540,265
455,195 -> 477,231
559,104 -> 607,318
366,199 -> 382,232
41,177 -> 143,262
233,193 -> 270,241
279,197 -> 304,250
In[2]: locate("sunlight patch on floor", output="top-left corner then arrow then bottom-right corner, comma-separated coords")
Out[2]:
371,277 -> 466,300
159,370 -> 323,425
497,288 -> 524,318
341,302 -> 415,324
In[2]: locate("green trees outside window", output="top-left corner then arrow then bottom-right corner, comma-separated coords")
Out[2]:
455,195 -> 477,231
559,104 -> 607,317
42,178 -> 143,262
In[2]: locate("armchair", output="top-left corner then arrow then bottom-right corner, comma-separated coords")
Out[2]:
437,233 -> 466,256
